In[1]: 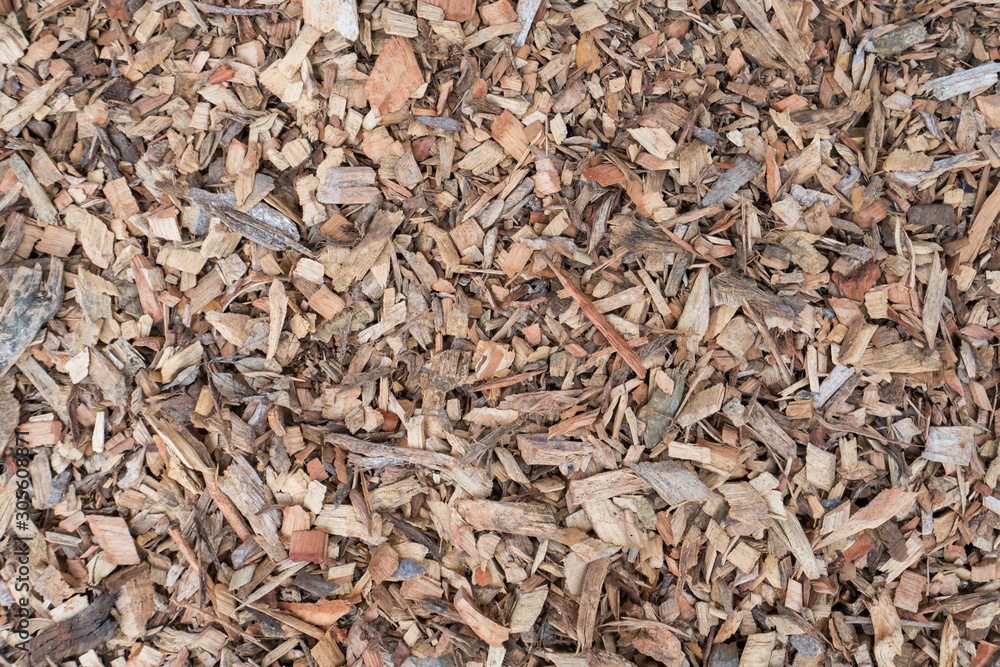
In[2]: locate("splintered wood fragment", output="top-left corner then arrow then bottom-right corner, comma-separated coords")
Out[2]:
776,513 -> 826,579
303,0 -> 359,40
631,461 -> 714,505
583,499 -> 647,549
0,19 -> 27,64
160,340 -> 203,383
924,63 -> 1000,101
0,257 -> 63,378
894,571 -> 925,613
238,562 -> 308,609
720,483 -> 770,533
817,488 -> 917,548
510,585 -> 548,633
86,516 -> 140,565
145,414 -> 213,474
676,268 -> 710,341
857,341 -> 942,374
577,557 -> 610,649
740,632 -> 776,667
0,69 -> 71,132
543,256 -> 645,376
457,500 -> 568,543
922,255 -> 947,349
958,181 -> 1000,264
204,469 -> 252,541
727,541 -> 760,573
734,0 -> 808,77
618,624 -> 688,667
703,155 -> 762,206
332,210 -> 404,292
676,383 -> 724,427
317,167 -> 379,205
266,279 -> 287,360
456,141 -> 506,175
259,26 -> 322,100
364,36 -> 423,120
455,590 -> 509,647
491,110 -> 530,159
17,357 -> 70,423
567,470 -> 650,505
517,434 -> 595,464
6,155 -> 57,224
869,592 -> 904,667
806,444 -> 836,491
746,403 -> 797,459
923,427 -> 975,466
18,420 -> 61,447
814,365 -> 854,407
513,0 -> 542,46
218,455 -> 289,562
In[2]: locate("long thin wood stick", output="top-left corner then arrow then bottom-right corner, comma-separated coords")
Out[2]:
542,255 -> 646,377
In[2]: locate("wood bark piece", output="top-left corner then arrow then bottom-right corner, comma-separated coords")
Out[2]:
924,63 -> 1000,101
457,500 -> 569,543
703,155 -> 762,206
577,557 -> 610,649
0,257 -> 62,378
27,593 -> 118,667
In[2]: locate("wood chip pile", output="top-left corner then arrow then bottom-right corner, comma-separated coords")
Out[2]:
2,0 -> 1000,665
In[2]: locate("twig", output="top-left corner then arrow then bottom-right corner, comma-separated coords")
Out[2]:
542,255 -> 646,377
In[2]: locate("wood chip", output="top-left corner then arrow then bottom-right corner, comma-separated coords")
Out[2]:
3,2 -> 996,665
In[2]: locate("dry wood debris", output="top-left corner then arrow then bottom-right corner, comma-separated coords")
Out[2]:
2,0 -> 1000,666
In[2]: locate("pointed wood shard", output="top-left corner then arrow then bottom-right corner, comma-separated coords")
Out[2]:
364,36 -> 424,120
816,488 -> 917,548
869,592 -> 903,667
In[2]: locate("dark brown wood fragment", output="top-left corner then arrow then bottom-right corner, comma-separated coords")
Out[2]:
908,204 -> 956,228
28,592 -> 118,667
0,257 -> 63,378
